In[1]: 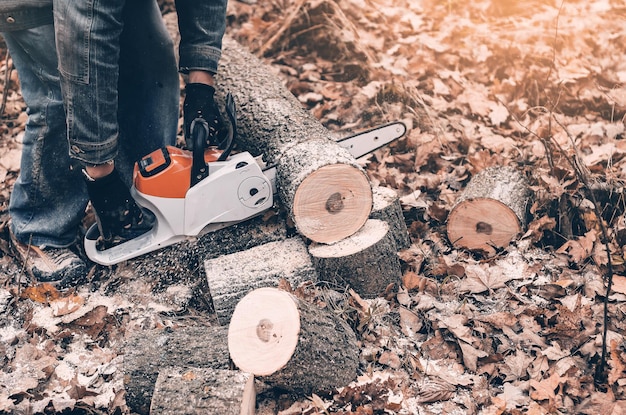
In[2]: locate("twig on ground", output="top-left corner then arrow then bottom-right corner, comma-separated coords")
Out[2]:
1,49 -> 12,118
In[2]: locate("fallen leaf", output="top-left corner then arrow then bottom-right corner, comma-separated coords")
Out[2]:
21,283 -> 61,304
611,276 -> 626,295
398,306 -> 422,337
50,293 -> 85,317
530,372 -> 563,404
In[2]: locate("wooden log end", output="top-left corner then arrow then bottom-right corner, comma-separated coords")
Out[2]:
293,164 -> 372,244
447,197 -> 522,253
228,287 -> 301,376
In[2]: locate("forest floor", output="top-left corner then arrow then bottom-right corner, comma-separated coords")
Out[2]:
1,0 -> 626,414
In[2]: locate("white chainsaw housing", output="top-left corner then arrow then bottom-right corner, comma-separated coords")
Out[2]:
84,152 -> 274,265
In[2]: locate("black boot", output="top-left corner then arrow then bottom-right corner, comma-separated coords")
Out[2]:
84,168 -> 155,251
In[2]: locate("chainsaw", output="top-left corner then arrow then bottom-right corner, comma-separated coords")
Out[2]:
84,94 -> 406,265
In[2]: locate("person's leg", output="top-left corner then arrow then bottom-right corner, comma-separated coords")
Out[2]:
53,0 -> 158,250
3,25 -> 87,284
115,0 -> 179,184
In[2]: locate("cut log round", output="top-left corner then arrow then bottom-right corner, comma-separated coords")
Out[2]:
228,287 -> 358,396
308,219 -> 402,298
447,165 -> 532,255
216,36 -> 372,243
205,237 -> 317,325
290,163 -> 372,243
370,186 -> 411,250
150,367 -> 255,415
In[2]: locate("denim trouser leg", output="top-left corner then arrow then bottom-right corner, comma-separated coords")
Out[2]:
116,0 -> 180,184
53,0 -> 179,181
4,26 -> 88,248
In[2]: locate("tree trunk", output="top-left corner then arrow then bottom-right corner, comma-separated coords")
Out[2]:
205,237 -> 317,325
370,186 -> 411,250
228,287 -> 359,396
123,323 -> 231,415
150,367 -> 255,415
216,36 -> 372,244
308,219 -> 402,298
447,165 -> 532,256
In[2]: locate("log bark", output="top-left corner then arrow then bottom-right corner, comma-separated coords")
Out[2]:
308,219 -> 402,298
216,36 -> 373,243
150,367 -> 255,415
124,323 -> 231,415
447,165 -> 532,256
228,287 -> 359,396
205,237 -> 318,325
370,186 -> 411,250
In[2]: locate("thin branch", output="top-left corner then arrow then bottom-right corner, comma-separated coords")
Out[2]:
1,49 -> 12,119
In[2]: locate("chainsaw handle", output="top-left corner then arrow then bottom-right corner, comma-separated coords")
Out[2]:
217,92 -> 237,162
190,117 -> 209,187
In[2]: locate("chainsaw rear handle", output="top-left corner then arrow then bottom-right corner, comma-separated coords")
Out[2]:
190,117 -> 209,187
189,92 -> 237,187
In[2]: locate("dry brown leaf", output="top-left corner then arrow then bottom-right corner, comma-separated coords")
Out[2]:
499,382 -> 528,410
529,372 -> 563,404
556,230 -> 597,263
417,377 -> 456,403
378,351 -> 401,369
522,215 -> 557,243
50,293 -> 85,317
21,283 -> 61,304
398,306 -> 422,338
609,339 -> 626,385
461,263 -> 511,293
611,275 -> 626,295
502,349 -> 533,381
458,340 -> 489,372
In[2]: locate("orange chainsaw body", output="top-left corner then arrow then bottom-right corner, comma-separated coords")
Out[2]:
133,146 -> 223,198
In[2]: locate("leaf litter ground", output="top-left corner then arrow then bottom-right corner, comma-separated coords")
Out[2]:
1,0 -> 626,413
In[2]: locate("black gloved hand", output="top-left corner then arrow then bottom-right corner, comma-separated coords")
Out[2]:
183,83 -> 227,150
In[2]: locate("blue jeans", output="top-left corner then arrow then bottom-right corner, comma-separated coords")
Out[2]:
53,0 -> 181,166
4,0 -> 179,248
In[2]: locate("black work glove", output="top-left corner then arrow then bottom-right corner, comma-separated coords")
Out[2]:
183,83 -> 227,150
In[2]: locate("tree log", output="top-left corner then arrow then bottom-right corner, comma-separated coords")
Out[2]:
308,219 -> 402,298
370,186 -> 411,250
123,323 -> 231,414
228,287 -> 358,396
447,165 -> 532,255
216,36 -> 372,243
150,367 -> 255,415
205,237 -> 317,325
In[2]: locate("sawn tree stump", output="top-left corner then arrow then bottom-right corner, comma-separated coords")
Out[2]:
447,165 -> 532,255
216,36 -> 373,244
228,287 -> 359,396
308,219 -> 402,298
